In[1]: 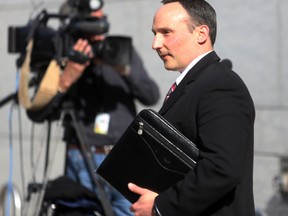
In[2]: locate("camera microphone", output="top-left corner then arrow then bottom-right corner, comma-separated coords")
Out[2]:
70,17 -> 109,35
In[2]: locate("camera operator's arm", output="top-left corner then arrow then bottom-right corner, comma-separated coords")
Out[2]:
119,48 -> 160,106
27,39 -> 92,122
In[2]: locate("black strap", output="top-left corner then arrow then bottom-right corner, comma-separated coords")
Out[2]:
68,49 -> 90,64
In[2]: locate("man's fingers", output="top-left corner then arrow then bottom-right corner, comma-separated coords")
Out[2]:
73,39 -> 91,55
129,205 -> 135,212
128,183 -> 147,196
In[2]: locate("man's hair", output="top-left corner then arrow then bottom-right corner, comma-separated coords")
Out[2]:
161,0 -> 217,45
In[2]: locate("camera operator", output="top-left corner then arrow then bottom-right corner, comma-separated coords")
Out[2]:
27,1 -> 160,215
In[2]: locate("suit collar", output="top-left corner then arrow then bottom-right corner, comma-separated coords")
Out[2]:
182,51 -> 220,84
159,51 -> 220,115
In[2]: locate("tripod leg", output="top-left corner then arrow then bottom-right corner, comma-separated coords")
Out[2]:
23,121 -> 62,216
68,109 -> 114,216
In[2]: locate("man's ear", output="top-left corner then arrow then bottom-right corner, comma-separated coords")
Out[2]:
197,25 -> 209,44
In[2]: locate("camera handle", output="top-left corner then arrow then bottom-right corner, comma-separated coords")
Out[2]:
65,106 -> 114,216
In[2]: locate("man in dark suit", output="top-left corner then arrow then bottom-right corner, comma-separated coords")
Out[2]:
128,0 -> 256,215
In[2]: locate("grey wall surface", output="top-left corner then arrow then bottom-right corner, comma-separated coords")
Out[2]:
0,0 -> 287,215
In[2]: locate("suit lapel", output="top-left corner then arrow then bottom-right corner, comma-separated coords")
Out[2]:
159,51 -> 220,115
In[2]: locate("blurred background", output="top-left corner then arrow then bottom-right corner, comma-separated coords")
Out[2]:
0,0 -> 287,215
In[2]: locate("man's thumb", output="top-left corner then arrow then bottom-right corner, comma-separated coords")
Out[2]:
128,183 -> 146,195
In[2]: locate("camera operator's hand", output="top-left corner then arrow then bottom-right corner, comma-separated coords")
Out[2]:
58,39 -> 92,93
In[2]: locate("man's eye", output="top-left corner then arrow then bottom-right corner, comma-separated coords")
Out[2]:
163,31 -> 170,36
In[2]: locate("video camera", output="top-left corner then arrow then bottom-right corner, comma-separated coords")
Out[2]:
8,0 -> 132,73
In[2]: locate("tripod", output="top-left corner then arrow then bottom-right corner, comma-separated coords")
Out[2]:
26,102 -> 114,216
0,90 -> 114,216
59,104 -> 114,216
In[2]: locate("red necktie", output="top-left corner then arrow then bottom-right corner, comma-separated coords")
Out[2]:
164,82 -> 177,102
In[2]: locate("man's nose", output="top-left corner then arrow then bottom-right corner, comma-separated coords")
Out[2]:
152,35 -> 162,50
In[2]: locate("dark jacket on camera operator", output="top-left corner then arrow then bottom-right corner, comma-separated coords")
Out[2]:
27,46 -> 160,147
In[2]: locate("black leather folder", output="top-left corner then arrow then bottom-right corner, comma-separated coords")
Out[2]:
96,109 -> 199,203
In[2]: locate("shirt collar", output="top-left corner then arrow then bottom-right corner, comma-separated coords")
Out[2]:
175,50 -> 213,85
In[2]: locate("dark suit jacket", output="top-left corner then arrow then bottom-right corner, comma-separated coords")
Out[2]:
155,51 -> 255,216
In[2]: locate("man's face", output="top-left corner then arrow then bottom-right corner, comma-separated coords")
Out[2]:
152,2 -> 200,72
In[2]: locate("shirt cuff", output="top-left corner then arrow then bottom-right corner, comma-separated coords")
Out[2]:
152,204 -> 162,216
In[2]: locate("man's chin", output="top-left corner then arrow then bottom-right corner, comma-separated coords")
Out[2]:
164,63 -> 178,71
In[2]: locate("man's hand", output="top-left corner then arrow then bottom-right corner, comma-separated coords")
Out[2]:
58,39 -> 93,93
128,183 -> 158,216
